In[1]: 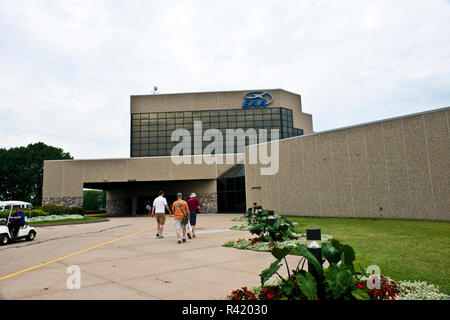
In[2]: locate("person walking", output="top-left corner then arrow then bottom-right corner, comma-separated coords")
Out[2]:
145,201 -> 152,215
152,191 -> 172,238
186,193 -> 200,238
172,192 -> 190,244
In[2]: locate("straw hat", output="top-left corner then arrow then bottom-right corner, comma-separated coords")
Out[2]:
189,193 -> 197,197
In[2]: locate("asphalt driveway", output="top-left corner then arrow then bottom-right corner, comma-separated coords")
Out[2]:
0,214 -> 294,300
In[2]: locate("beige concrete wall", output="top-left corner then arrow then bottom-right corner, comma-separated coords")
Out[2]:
43,155 -> 236,199
245,107 -> 450,221
130,89 -> 313,134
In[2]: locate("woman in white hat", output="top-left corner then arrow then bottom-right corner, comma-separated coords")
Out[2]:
186,192 -> 200,238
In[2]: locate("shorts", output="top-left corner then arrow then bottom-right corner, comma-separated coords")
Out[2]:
189,210 -> 197,226
174,220 -> 186,230
155,212 -> 166,225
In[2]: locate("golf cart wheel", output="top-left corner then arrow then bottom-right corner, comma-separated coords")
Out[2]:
0,234 -> 8,245
26,231 -> 36,241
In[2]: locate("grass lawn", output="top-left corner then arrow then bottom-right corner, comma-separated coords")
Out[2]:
29,217 -> 108,225
288,216 -> 450,295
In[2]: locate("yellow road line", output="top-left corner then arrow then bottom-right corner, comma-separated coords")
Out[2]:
0,224 -> 160,281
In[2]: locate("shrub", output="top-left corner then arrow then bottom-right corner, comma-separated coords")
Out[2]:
244,207 -> 296,242
229,239 -> 370,300
83,209 -> 107,214
30,209 -> 49,217
41,204 -> 69,215
68,207 -> 84,215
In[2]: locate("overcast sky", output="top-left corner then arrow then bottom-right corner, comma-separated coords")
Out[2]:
1,0 -> 449,159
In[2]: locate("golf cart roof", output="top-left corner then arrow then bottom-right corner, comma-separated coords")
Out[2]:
0,201 -> 32,207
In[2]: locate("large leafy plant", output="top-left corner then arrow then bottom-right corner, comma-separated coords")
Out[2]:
259,239 -> 370,300
245,207 -> 296,242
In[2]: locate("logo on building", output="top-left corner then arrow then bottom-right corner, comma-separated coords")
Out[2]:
242,91 -> 273,108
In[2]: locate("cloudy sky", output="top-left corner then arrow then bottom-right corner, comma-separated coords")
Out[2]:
1,0 -> 449,159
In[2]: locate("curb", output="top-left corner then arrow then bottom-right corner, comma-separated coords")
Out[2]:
30,218 -> 109,227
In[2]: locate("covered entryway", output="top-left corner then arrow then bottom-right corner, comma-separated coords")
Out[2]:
217,164 -> 246,213
84,179 -> 217,215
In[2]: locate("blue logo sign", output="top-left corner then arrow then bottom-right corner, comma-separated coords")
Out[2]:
242,91 -> 273,108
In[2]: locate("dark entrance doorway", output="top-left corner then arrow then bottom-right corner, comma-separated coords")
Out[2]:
217,164 -> 246,213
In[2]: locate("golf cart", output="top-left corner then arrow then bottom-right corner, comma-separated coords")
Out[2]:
0,201 -> 37,245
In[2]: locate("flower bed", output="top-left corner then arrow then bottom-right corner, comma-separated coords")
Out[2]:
227,277 -> 449,301
223,234 -> 333,252
225,239 -> 449,301
28,214 -> 84,222
356,274 -> 449,300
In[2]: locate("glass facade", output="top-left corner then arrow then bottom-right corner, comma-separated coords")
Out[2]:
217,164 -> 246,213
131,107 -> 303,157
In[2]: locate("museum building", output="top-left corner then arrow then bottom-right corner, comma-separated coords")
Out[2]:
42,89 -> 449,220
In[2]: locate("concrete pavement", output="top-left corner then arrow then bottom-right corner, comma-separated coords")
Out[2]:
0,214 -> 299,300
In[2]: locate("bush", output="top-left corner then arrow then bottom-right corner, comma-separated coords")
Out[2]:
68,207 -> 84,215
83,209 -> 107,214
41,204 -> 69,215
83,190 -> 106,211
1,209 -> 49,218
31,209 -> 49,217
243,207 -> 297,242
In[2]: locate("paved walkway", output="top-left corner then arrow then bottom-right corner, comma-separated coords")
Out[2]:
0,214 -> 299,300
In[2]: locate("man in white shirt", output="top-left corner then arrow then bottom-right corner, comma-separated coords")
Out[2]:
152,191 -> 172,238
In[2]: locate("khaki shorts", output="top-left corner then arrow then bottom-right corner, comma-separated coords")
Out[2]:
155,212 -> 166,225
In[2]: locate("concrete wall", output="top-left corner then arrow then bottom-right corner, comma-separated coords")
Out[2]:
43,155 -> 236,212
131,89 -> 313,134
245,107 -> 450,221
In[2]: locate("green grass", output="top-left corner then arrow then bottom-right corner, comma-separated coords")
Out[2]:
29,217 -> 107,225
288,216 -> 450,294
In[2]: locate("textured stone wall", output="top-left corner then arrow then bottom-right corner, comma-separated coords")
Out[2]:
42,196 -> 83,208
106,199 -> 131,216
197,193 -> 217,213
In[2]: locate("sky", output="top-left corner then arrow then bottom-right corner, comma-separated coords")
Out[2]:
0,0 -> 449,159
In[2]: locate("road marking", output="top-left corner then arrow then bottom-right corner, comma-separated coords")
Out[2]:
0,224 -> 159,281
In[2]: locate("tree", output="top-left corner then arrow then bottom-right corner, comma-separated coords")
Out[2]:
0,142 -> 72,206
83,190 -> 106,211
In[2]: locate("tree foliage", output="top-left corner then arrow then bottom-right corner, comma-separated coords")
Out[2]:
83,190 -> 106,211
0,142 -> 72,206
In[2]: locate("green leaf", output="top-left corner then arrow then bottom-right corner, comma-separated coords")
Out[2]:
331,239 -> 343,253
271,220 -> 281,232
322,243 -> 341,264
351,287 -> 370,300
249,223 -> 264,235
342,244 -> 356,268
280,279 -> 295,296
324,264 -> 354,299
282,217 -> 295,228
271,247 -> 290,260
296,272 -> 317,300
259,260 -> 282,285
291,247 -> 323,277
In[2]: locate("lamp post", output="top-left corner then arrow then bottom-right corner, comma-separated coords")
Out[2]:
306,228 -> 324,299
268,210 -> 275,227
